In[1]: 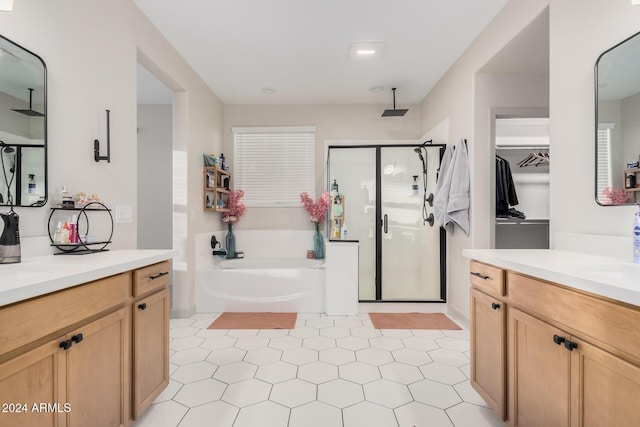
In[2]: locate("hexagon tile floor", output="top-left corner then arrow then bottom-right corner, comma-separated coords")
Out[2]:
133,313 -> 505,427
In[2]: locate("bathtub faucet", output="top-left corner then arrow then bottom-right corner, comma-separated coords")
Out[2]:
211,235 -> 227,256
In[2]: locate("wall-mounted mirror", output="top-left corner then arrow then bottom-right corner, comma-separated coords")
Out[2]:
595,31 -> 640,206
0,34 -> 46,207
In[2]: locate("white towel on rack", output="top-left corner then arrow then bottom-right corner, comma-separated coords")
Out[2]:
433,139 -> 470,236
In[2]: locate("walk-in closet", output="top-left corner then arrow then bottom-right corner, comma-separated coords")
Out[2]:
494,117 -> 550,249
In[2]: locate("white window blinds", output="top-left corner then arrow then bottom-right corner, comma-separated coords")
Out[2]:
232,126 -> 316,207
596,123 -> 613,199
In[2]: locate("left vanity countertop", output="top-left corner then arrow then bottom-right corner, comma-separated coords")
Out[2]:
0,249 -> 177,307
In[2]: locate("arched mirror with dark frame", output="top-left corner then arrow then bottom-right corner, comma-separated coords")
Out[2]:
595,30 -> 640,206
0,34 -> 47,207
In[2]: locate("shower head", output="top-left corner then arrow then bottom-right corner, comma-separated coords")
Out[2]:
382,88 -> 408,117
11,88 -> 44,117
0,141 -> 14,153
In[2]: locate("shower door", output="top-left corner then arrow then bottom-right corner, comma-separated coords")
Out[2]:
328,144 -> 445,302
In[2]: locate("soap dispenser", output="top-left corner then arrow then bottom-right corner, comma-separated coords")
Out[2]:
412,175 -> 419,195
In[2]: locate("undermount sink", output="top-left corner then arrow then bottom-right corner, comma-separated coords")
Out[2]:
567,263 -> 640,289
1,263 -> 78,283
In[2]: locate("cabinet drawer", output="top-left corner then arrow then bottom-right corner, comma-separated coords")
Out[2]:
508,272 -> 640,362
0,273 -> 129,357
133,261 -> 170,297
469,260 -> 504,297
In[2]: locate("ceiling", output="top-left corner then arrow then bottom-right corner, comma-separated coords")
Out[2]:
133,0 -> 508,106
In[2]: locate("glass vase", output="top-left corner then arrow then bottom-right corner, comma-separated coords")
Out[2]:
225,222 -> 236,259
313,222 -> 325,259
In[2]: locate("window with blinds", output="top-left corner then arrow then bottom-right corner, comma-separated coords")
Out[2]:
596,124 -> 613,199
232,126 -> 316,207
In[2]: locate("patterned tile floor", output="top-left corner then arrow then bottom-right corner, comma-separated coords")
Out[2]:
133,313 -> 505,427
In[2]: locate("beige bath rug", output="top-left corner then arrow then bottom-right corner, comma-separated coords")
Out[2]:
368,313 -> 461,330
208,312 -> 297,329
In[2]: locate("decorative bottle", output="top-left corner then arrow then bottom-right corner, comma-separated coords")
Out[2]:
225,222 -> 236,259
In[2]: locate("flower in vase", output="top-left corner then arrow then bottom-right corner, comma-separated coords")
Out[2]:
602,187 -> 630,205
300,192 -> 330,224
222,190 -> 246,224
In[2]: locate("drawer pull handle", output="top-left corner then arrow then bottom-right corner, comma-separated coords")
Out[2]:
564,340 -> 578,351
149,272 -> 169,280
470,272 -> 490,280
59,339 -> 73,350
553,334 -> 566,345
138,303 -> 147,311
71,333 -> 83,344
491,302 -> 500,310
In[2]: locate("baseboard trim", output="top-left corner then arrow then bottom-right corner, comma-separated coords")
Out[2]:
446,305 -> 469,330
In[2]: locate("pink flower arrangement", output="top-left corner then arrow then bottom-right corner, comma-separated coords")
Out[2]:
222,190 -> 246,224
601,187 -> 630,205
300,192 -> 330,224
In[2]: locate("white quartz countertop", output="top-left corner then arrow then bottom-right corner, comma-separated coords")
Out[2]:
0,249 -> 176,308
462,249 -> 640,307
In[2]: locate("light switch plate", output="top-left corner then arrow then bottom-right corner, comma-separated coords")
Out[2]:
115,205 -> 133,223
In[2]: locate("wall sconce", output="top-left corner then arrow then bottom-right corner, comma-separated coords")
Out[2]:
94,110 -> 111,163
0,0 -> 13,12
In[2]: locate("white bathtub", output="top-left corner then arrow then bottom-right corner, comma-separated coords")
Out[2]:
195,256 -> 326,313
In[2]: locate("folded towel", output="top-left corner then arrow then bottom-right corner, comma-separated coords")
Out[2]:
433,139 -> 470,236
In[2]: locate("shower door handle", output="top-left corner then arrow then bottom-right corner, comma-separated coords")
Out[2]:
383,214 -> 388,233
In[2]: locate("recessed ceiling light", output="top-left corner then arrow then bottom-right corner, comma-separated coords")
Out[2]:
370,86 -> 384,93
350,41 -> 384,60
632,0 -> 640,5
0,0 -> 13,12
262,87 -> 277,94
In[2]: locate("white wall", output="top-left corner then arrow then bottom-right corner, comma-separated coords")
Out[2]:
224,104 -> 422,230
418,0 -> 550,320
1,0 -> 225,316
137,105 -> 172,249
549,0 -> 640,240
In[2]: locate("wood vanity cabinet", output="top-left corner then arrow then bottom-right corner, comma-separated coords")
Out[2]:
0,273 -> 130,427
470,260 -> 640,426
469,260 -> 507,420
0,260 -> 171,427
509,307 -> 571,426
131,261 -> 170,419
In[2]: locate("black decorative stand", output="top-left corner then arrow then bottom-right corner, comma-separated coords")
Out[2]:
48,201 -> 113,255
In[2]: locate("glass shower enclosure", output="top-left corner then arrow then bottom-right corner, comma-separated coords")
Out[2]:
327,143 -> 446,302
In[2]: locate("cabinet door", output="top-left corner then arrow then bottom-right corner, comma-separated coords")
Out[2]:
470,288 -> 506,419
133,288 -> 170,419
65,308 -> 129,427
571,338 -> 640,427
510,308 -> 571,427
0,339 -> 66,427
